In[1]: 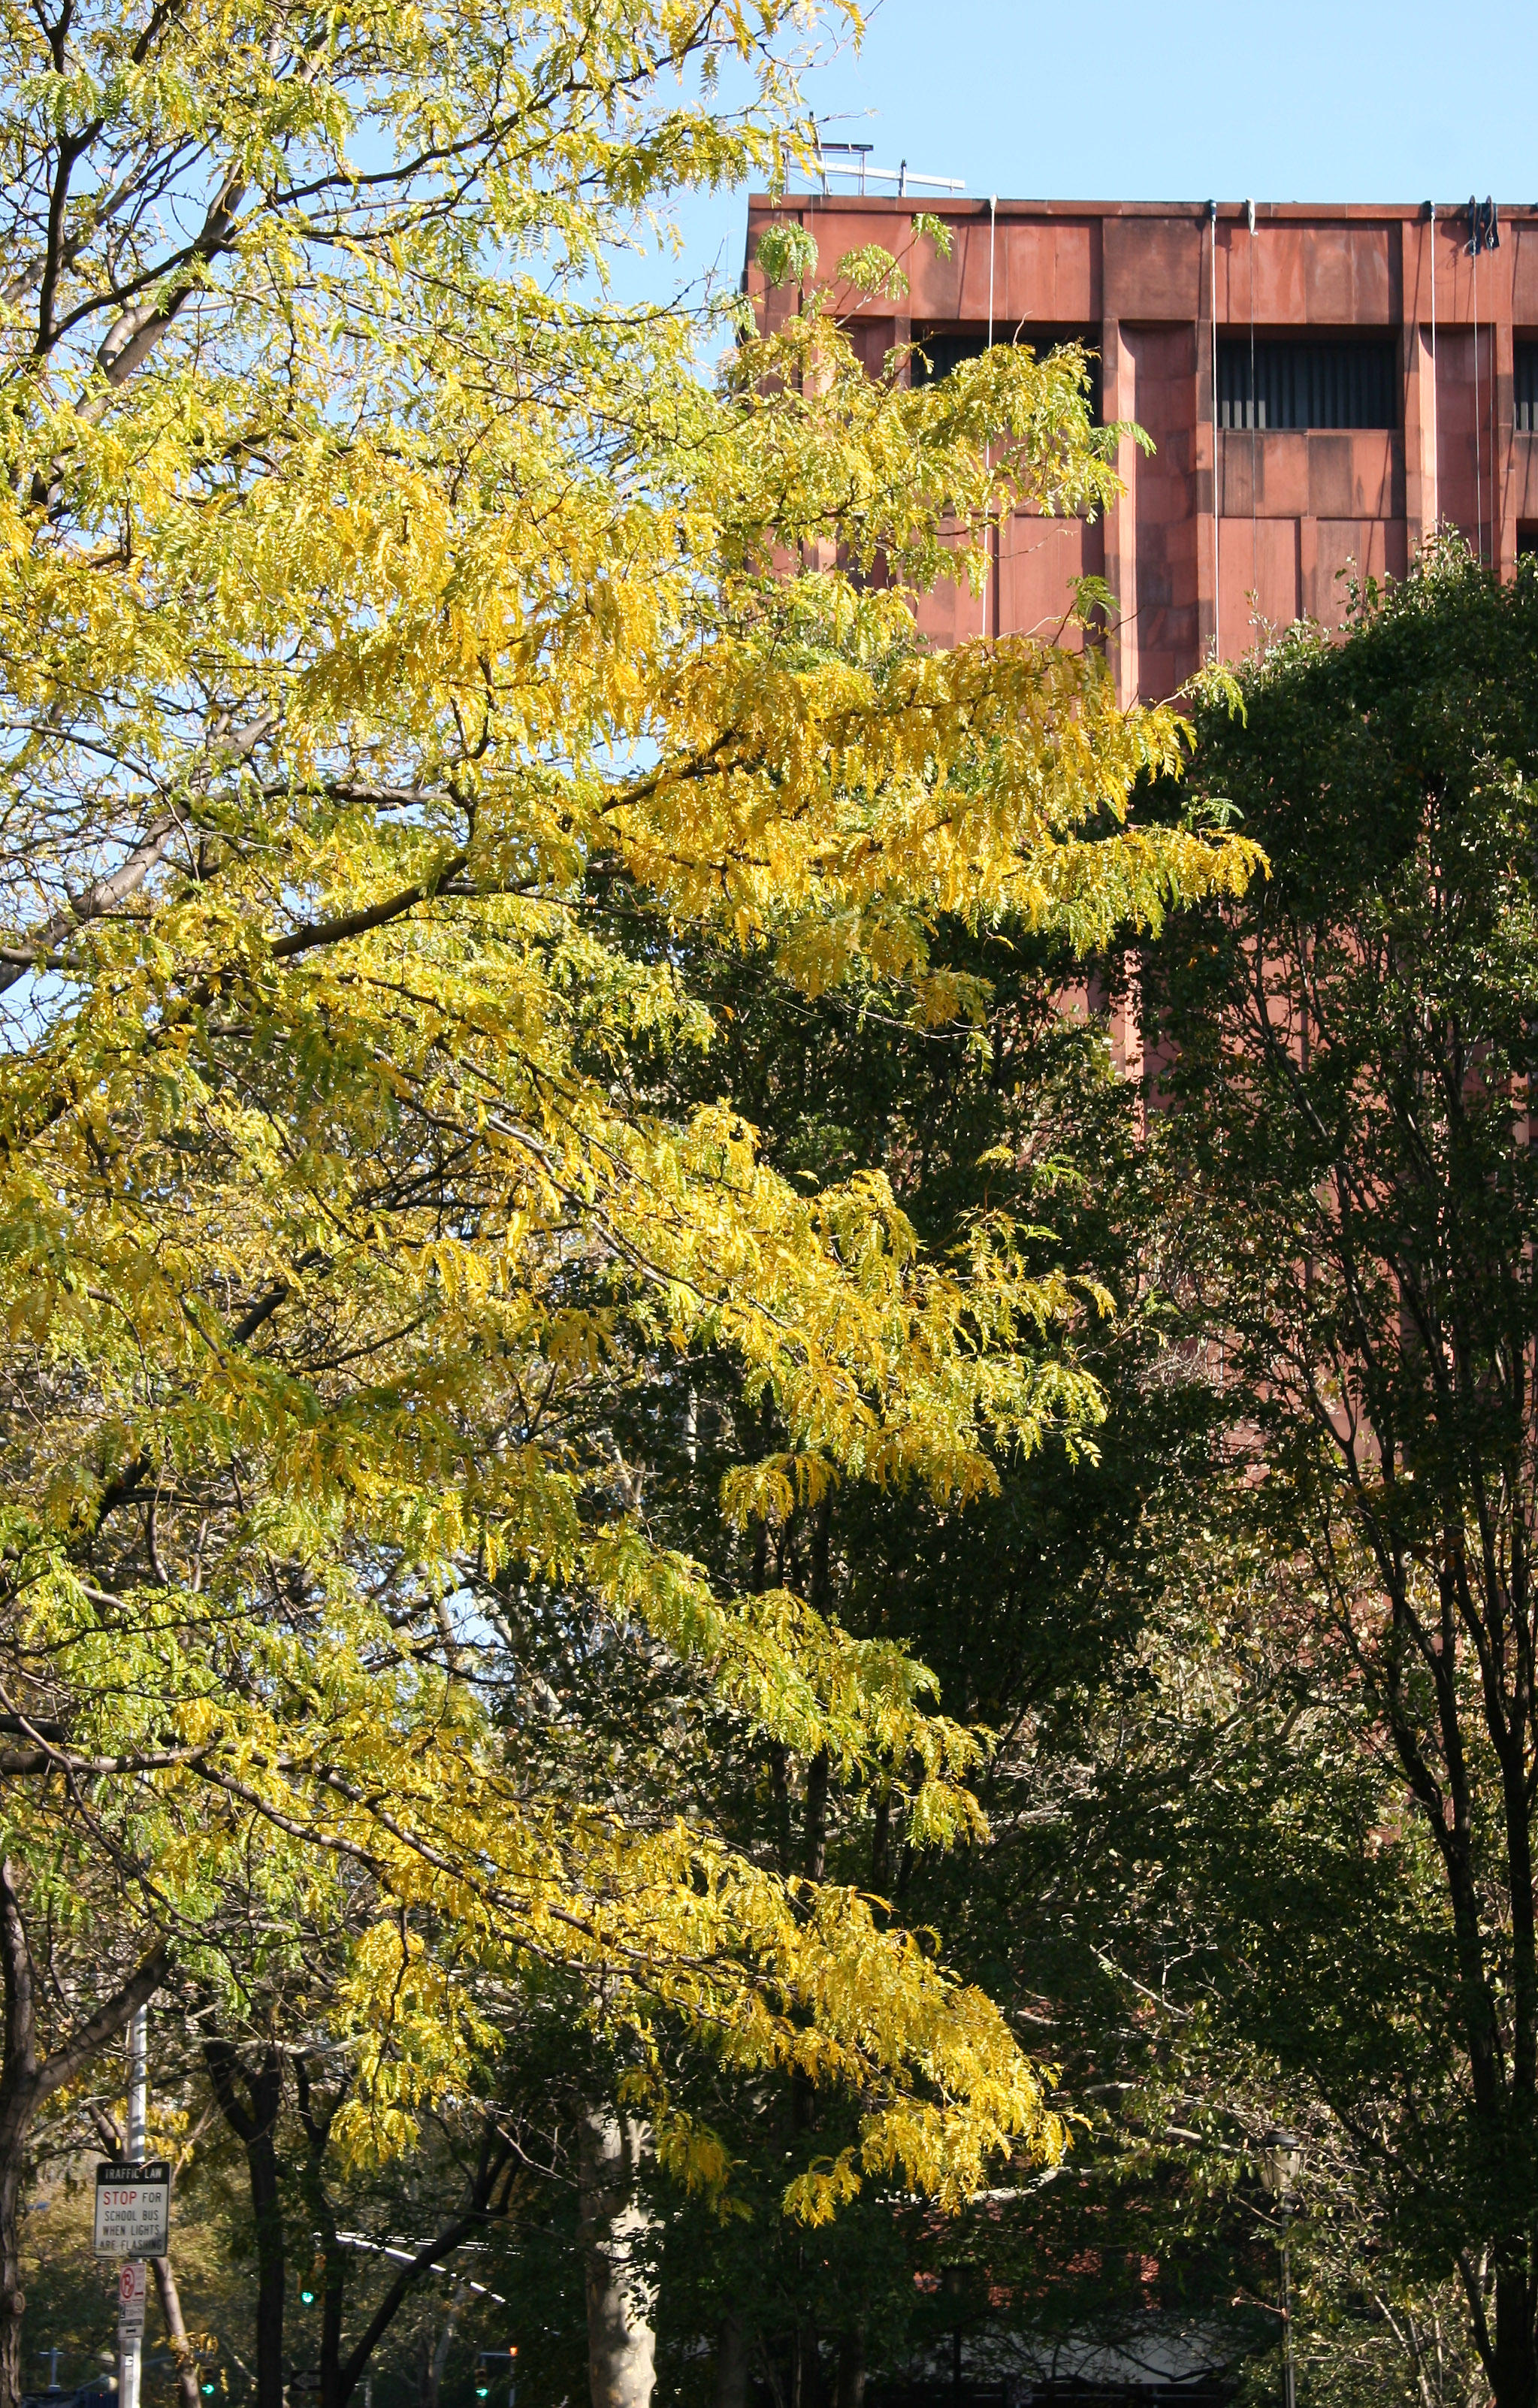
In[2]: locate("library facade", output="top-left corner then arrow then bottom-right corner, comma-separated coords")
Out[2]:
744,195 -> 1533,702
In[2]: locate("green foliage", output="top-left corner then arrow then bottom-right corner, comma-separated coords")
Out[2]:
833,244 -> 908,299
911,212 -> 955,259
1133,545 -> 1538,2406
756,222 -> 820,288
599,872 -> 1253,2382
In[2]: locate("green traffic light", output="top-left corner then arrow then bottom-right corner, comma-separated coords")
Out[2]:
300,2290 -> 315,2307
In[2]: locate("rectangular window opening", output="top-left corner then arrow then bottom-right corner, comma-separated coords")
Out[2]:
912,322 -> 1101,418
1216,336 -> 1398,431
1515,343 -> 1538,431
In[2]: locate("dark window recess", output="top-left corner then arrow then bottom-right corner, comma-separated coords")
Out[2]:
912,322 -> 1100,416
911,325 -> 989,381
1515,344 -> 1538,431
1216,337 -> 1397,430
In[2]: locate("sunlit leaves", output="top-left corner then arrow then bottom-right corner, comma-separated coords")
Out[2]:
0,0 -> 1257,2219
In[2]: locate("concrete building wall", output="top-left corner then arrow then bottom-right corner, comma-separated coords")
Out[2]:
743,196 -> 1525,702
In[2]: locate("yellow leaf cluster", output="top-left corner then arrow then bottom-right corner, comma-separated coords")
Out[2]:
0,0 -> 1256,2216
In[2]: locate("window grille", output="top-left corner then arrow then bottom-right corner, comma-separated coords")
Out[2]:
1515,343 -> 1538,431
1216,337 -> 1398,430
911,325 -> 990,382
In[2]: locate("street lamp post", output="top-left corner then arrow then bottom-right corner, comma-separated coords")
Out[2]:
1259,2131 -> 1302,2408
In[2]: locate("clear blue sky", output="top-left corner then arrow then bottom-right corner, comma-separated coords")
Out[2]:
648,0 -> 1538,308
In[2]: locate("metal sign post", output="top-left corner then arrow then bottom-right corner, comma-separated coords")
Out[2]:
115,2007 -> 150,2408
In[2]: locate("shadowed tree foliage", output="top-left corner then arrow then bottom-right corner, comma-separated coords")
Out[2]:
1129,549 -> 1538,2408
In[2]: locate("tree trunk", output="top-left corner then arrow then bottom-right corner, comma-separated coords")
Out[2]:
422,2300 -> 460,2408
835,2331 -> 865,2408
1491,2267 -> 1537,2408
791,2327 -> 818,2408
317,2199 -> 346,2408
295,2058 -> 347,2408
204,2040 -> 286,2408
152,2253 -> 204,2408
250,2093 -> 285,2408
578,2106 -> 655,2408
248,2090 -> 286,2408
802,1496 -> 832,1886
870,1789 -> 892,1896
332,2123 -> 514,2408
768,1743 -> 793,1875
712,2316 -> 748,2408
0,2111 -> 24,2408
0,1862 -> 165,2408
802,1749 -> 829,1883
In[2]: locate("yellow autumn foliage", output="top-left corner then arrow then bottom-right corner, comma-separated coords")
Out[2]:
0,0 -> 1257,2217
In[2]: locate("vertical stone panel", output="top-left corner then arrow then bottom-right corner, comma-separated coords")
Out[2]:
1124,324 -> 1200,700
1405,319 -> 1436,558
1218,517 -> 1301,659
1437,328 -> 1497,558
996,514 -> 1104,645
911,528 -> 979,653
1310,519 -> 1408,627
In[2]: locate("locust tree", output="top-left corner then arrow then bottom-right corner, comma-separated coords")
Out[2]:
0,2 -> 1261,2402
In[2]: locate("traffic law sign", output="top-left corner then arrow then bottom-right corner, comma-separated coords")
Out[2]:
95,2161 -> 171,2258
117,2259 -> 147,2336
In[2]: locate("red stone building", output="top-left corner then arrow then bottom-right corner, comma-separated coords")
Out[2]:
744,195 -> 1533,703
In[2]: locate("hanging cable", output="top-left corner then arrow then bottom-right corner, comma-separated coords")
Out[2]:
1247,198 -> 1257,625
1465,198 -> 1503,563
1488,202 -> 1500,570
1428,201 -> 1439,537
987,192 -> 996,348
983,193 -> 996,643
1474,219 -> 1482,564
1210,199 -> 1219,656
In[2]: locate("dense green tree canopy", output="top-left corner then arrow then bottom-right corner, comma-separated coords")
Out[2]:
1134,551 -> 1538,2408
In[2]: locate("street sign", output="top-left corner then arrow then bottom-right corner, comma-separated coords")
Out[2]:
94,2163 -> 170,2258
117,2261 -> 147,2337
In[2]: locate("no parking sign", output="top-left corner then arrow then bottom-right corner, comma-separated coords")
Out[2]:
117,2260 -> 147,2337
